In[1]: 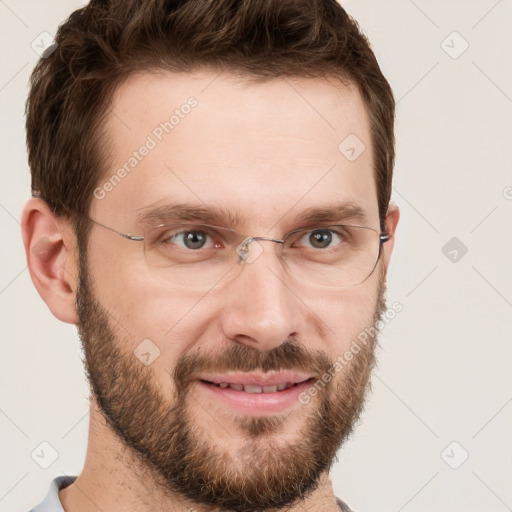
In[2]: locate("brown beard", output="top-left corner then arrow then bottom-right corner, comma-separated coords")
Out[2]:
76,245 -> 387,512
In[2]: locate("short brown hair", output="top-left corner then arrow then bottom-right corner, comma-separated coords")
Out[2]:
26,0 -> 395,228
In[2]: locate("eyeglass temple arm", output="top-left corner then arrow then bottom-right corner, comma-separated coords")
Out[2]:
380,219 -> 390,244
89,218 -> 144,242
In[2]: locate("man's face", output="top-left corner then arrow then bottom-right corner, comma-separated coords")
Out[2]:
77,70 -> 390,511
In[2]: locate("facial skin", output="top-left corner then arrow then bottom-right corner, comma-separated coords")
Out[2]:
22,70 -> 399,512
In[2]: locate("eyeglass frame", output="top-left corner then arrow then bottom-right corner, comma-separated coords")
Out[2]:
86,216 -> 391,286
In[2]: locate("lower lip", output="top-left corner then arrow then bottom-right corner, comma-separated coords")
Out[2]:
196,379 -> 315,416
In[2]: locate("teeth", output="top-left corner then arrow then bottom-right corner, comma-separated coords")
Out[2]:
244,384 -> 263,393
210,381 -> 296,392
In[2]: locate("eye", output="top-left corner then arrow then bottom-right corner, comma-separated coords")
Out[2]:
164,228 -> 218,250
295,228 -> 346,249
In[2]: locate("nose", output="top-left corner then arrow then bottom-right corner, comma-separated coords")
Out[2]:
219,244 -> 304,352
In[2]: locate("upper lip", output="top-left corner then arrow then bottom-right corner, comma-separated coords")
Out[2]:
198,372 -> 314,387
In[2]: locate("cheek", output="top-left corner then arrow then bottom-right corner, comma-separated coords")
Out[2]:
306,281 -> 380,356
88,236 -> 199,336
96,275 -> 219,371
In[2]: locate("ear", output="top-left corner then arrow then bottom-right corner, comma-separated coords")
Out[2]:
21,198 -> 79,324
380,201 -> 400,273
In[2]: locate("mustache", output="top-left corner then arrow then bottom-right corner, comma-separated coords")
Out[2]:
172,339 -> 333,395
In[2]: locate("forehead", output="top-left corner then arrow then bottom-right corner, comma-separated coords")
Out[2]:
94,70 -> 378,231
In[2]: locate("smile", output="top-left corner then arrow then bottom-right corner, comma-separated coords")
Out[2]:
195,376 -> 316,415
200,380 -> 306,393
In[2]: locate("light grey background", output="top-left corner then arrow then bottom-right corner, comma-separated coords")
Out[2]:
1,1 -> 511,511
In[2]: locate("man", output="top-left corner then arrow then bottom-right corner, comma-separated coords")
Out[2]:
22,0 -> 399,511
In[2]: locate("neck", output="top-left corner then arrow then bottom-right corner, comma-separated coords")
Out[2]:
59,401 -> 340,512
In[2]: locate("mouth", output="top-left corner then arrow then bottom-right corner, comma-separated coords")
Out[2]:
199,380 -> 312,393
195,374 -> 316,416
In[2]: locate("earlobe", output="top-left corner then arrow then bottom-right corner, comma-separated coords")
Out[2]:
21,198 -> 80,324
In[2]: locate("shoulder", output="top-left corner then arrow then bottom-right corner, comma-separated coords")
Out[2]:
336,496 -> 357,512
28,476 -> 77,512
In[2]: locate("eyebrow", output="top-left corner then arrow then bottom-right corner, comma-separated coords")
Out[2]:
135,201 -> 369,231
136,203 -> 240,229
286,202 -> 368,227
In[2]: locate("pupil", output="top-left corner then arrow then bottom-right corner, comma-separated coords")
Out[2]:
184,231 -> 206,249
309,230 -> 331,248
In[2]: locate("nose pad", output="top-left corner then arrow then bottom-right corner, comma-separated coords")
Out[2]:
236,237 -> 264,264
